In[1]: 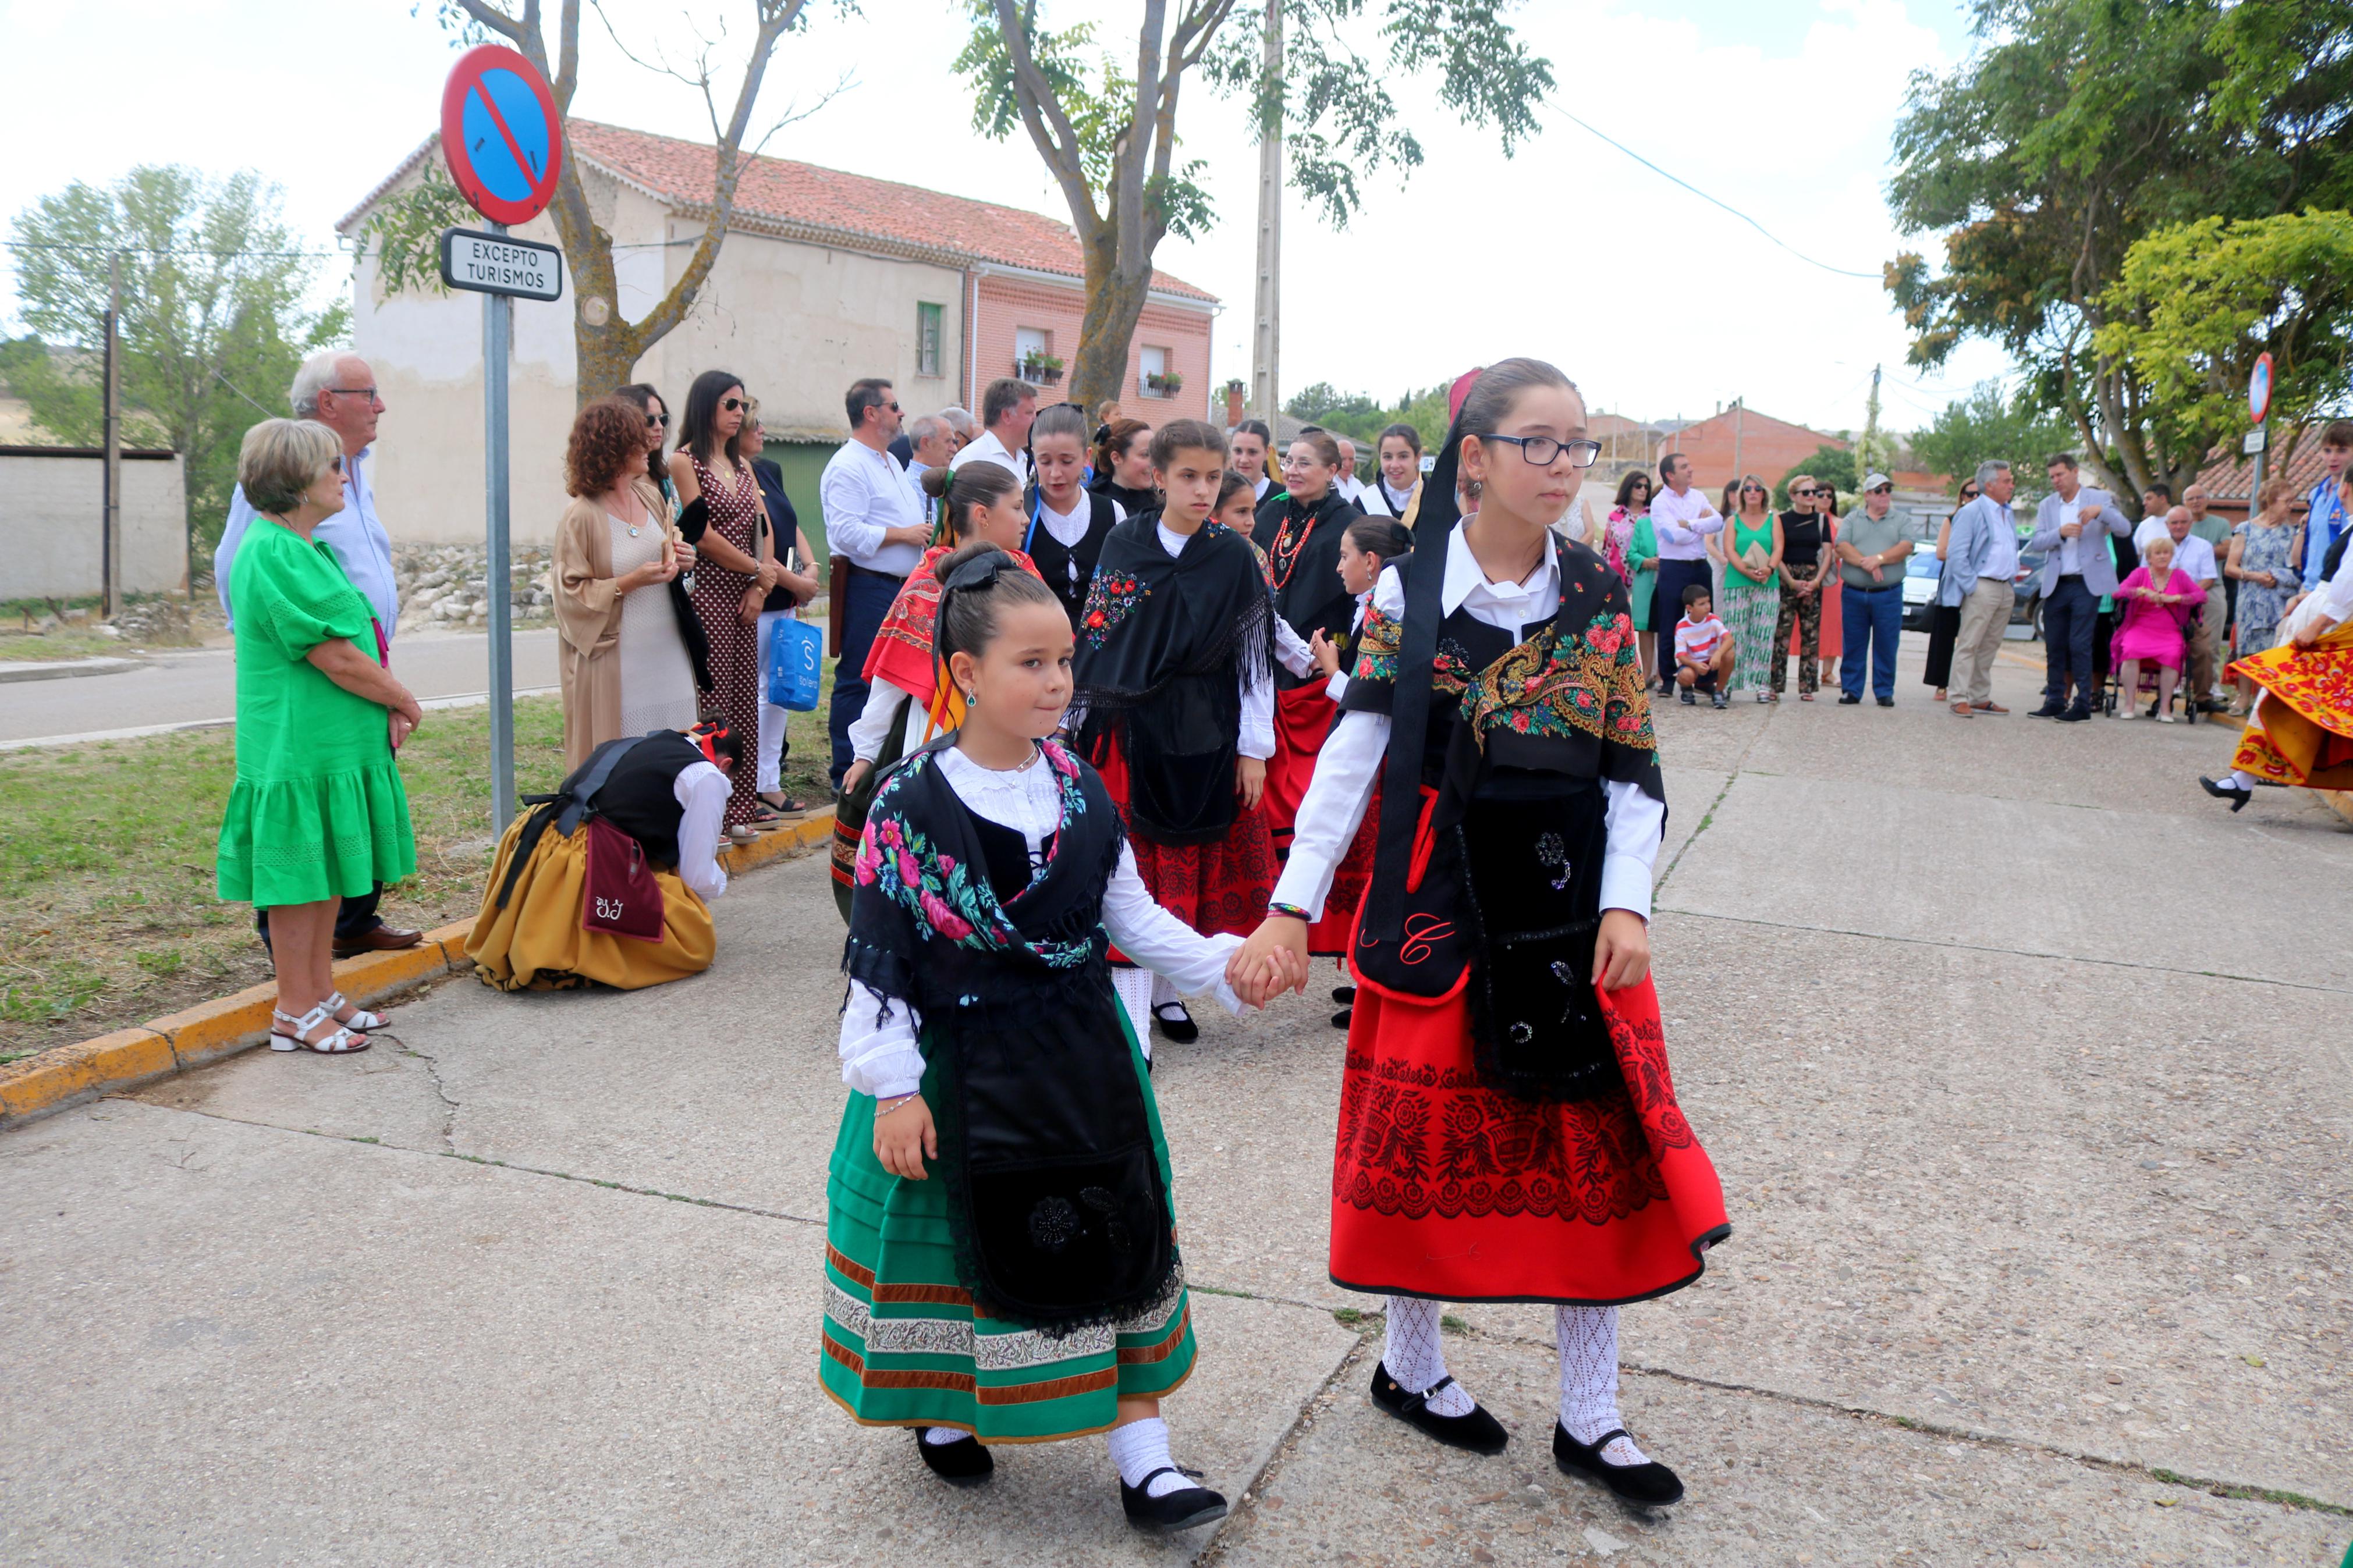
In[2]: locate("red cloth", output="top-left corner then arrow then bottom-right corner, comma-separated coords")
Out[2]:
1093,733 -> 1275,940
1328,952 -> 1728,1304
861,544 -> 1043,712
580,817 -> 665,943
1307,788 -> 1378,956
1264,682 -> 1336,848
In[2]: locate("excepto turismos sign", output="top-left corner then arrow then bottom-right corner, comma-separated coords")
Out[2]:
438,227 -> 565,302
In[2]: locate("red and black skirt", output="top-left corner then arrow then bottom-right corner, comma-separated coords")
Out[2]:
1094,738 -> 1275,938
1330,957 -> 1729,1305
1264,682 -> 1335,855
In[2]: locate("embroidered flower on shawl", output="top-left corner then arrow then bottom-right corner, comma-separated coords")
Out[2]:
1080,570 -> 1150,648
858,749 -> 1100,961
1352,601 -> 1402,683
1459,606 -> 1656,751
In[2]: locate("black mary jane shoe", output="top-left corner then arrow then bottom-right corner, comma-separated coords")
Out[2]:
1552,1421 -> 1684,1509
2198,775 -> 2253,813
913,1428 -> 993,1487
1330,1007 -> 1354,1030
1121,1466 -> 1229,1532
1151,1002 -> 1199,1044
1369,1362 -> 1509,1455
1332,984 -> 1357,1005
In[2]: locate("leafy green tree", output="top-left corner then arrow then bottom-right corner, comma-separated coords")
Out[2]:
957,1 -> 1552,412
1773,445 -> 1858,510
1906,381 -> 2076,494
1885,0 -> 2353,500
2097,209 -> 2353,473
1284,381 -> 1452,467
6,165 -> 349,563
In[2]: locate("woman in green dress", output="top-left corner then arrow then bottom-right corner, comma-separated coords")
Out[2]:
1623,505 -> 1662,685
1717,475 -> 1784,700
218,419 -> 421,1054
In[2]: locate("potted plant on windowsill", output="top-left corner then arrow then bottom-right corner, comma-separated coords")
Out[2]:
1144,371 -> 1184,397
1017,353 -> 1064,385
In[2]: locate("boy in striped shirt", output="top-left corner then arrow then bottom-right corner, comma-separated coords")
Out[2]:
1673,582 -> 1734,709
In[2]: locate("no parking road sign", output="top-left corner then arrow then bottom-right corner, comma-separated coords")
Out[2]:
441,44 -> 563,226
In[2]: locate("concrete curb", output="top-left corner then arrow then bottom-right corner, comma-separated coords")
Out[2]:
0,656 -> 145,684
0,807 -> 836,1132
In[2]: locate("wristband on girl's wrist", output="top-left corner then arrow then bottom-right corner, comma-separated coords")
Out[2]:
1267,902 -> 1311,923
877,1092 -> 922,1118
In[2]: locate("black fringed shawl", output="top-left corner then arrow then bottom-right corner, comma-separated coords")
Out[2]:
842,737 -> 1178,1331
1070,513 -> 1274,845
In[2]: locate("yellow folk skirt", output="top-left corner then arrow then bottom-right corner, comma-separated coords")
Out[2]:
465,814 -> 716,991
2228,622 -> 2353,790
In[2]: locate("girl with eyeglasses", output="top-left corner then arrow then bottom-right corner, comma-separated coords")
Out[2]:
1717,475 -> 1783,702
1228,358 -> 1725,1513
1922,478 -> 1981,702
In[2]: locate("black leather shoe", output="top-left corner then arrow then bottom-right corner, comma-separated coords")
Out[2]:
1553,1422 -> 1684,1508
1837,693 -> 1862,705
1369,1362 -> 1509,1455
1330,1007 -> 1353,1030
1332,984 -> 1357,1005
2199,775 -> 2253,812
2028,701 -> 2064,718
2054,703 -> 2091,723
1121,1467 -> 1227,1531
1876,695 -> 1894,707
913,1428 -> 993,1487
1151,1002 -> 1198,1044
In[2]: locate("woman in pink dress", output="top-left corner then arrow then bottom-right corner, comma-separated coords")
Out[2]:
2111,535 -> 2207,723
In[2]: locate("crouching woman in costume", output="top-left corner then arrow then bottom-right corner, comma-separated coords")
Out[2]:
467,724 -> 737,990
2201,492 -> 2353,810
1229,359 -> 1730,1510
823,542 -> 1252,1533
1071,421 -> 1279,1047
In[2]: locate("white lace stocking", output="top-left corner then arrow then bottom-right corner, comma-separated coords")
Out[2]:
1557,1305 -> 1648,1464
1383,1296 -> 1475,1417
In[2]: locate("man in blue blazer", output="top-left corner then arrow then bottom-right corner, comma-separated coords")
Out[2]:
2027,453 -> 2134,721
1939,459 -> 2020,716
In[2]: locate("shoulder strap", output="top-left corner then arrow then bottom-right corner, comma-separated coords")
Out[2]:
1362,528 -> 1449,943
557,733 -> 651,838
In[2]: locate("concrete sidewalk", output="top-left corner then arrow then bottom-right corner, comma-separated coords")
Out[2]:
3,642 -> 2350,1565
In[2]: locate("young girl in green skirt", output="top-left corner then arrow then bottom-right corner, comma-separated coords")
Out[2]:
824,539 -> 1259,1532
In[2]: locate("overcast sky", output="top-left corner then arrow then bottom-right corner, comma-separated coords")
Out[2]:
0,0 -> 2015,436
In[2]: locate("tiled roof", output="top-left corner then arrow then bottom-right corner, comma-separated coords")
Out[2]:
341,121 -> 1218,305
588,120 -> 1215,301
2195,422 -> 2336,505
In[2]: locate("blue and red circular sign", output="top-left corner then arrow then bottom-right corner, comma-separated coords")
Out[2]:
441,44 -> 563,226
2248,351 -> 2274,425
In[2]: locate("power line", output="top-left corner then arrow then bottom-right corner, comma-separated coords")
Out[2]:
1543,98 -> 1884,282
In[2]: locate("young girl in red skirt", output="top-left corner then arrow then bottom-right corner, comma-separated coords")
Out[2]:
1254,431 -> 1361,858
1072,422 -> 1279,1046
1230,359 -> 1729,1510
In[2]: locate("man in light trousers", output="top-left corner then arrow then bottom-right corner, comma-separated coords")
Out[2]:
1940,458 -> 2019,716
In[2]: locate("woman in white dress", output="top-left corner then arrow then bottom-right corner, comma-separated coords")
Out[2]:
554,396 -> 704,770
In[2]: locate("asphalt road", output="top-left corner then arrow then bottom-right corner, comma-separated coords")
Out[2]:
0,628 -> 560,746
5,639 -> 2350,1565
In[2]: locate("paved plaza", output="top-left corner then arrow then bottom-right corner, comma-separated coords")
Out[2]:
5,641 -> 2350,1565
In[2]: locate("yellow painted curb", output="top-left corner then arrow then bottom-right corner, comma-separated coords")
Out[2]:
0,809 -> 835,1132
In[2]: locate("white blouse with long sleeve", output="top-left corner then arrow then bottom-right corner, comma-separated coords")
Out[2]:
1268,524 -> 1666,924
837,744 -> 1251,1101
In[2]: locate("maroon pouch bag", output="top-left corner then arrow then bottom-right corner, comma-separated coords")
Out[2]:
581,817 -> 666,942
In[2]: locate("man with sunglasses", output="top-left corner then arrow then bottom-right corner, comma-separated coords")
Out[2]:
212,349 -> 423,958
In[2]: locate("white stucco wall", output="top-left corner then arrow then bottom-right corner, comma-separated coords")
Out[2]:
347,168 -> 968,547
0,451 -> 189,599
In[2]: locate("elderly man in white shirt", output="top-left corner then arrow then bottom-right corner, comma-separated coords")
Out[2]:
1937,459 -> 2020,716
948,376 -> 1038,487
1647,452 -> 1723,692
2134,504 -> 2223,709
822,376 -> 932,787
212,349 -> 420,959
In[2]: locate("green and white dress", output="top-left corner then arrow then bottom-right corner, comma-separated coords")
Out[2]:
1716,513 -> 1779,695
824,738 -> 1244,1443
217,515 -> 415,907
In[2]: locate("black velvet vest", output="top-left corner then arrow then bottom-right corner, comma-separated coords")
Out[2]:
1025,492 -> 1121,631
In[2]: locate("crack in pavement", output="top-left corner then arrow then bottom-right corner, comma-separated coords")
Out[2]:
1656,699 -> 1777,894
391,1034 -> 462,1153
1197,1328 -> 1380,1565
1648,908 -> 2353,995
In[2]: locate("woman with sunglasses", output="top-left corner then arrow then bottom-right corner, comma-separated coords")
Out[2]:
1922,478 -> 1981,702
669,371 -> 781,838
615,383 -> 677,506
1772,477 -> 1835,699
1717,476 -> 1782,701
1609,471 -> 1662,681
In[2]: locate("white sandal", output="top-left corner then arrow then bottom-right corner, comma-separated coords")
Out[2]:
269,1002 -> 371,1055
322,990 -> 386,1030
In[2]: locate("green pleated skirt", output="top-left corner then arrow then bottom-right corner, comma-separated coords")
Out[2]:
819,1005 -> 1198,1444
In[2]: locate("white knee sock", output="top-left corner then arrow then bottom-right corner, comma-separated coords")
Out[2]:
2230,769 -> 2259,791
1557,1305 -> 1648,1464
1382,1296 -> 1475,1416
1106,1416 -> 1190,1496
1112,967 -> 1154,1060
1151,971 -> 1181,1009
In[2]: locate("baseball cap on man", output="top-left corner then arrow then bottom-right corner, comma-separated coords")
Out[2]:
1862,472 -> 1893,491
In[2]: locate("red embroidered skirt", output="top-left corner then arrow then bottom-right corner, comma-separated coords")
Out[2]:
1094,738 -> 1276,938
1265,683 -> 1335,852
1307,791 -> 1378,956
1330,960 -> 1728,1305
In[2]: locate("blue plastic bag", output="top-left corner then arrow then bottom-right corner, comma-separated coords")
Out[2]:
766,614 -> 822,711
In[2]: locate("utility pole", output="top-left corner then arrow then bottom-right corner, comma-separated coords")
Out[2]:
102,251 -> 122,621
1859,363 -> 1884,483
1250,0 -> 1282,427
484,222 -> 516,830
1731,396 -> 1744,482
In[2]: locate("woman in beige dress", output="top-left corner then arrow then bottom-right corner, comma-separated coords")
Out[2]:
553,396 -> 703,770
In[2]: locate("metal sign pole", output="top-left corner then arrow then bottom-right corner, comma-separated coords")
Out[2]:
484,219 -> 516,830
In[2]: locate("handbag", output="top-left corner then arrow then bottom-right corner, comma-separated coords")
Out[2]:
766,614 -> 823,710
580,816 -> 665,943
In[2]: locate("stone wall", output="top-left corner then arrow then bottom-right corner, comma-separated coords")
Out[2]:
393,543 -> 555,634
